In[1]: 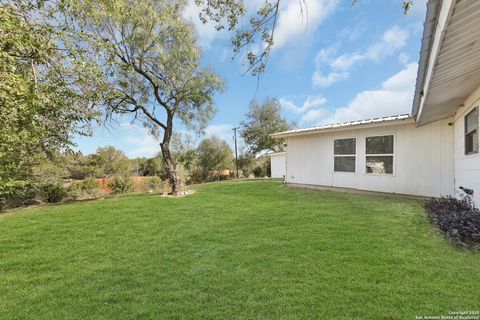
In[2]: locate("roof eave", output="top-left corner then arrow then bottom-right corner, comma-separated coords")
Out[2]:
271,117 -> 415,139
412,0 -> 442,118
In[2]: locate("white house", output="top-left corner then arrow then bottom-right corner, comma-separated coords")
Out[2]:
272,0 -> 480,203
269,152 -> 286,178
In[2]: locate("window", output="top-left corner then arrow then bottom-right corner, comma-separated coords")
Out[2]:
365,135 -> 394,174
465,107 -> 478,155
334,138 -> 356,172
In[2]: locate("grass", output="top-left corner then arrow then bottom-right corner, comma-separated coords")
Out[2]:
1,180 -> 479,319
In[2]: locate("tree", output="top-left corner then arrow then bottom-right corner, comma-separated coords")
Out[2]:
90,147 -> 131,177
0,4 -> 97,208
240,98 -> 292,154
56,0 -> 224,194
197,136 -> 233,180
194,0 -> 414,76
237,150 -> 256,178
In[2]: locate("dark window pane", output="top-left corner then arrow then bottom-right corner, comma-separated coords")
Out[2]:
465,108 -> 478,134
334,138 -> 356,155
334,156 -> 355,172
366,156 -> 393,174
465,108 -> 479,155
465,130 -> 479,155
366,135 -> 394,154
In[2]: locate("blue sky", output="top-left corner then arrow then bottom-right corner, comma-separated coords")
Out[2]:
74,0 -> 428,158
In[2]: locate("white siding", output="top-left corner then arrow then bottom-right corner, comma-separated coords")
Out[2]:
453,85 -> 480,204
270,152 -> 286,179
285,118 -> 455,197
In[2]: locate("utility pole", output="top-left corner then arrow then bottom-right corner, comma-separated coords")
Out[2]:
232,126 -> 240,178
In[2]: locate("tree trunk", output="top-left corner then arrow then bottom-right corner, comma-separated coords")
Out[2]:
160,112 -> 182,195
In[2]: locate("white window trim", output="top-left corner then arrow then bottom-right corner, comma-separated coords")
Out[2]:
365,134 -> 395,175
464,106 -> 479,156
333,138 -> 356,173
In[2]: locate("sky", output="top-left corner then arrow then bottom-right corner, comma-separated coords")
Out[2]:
74,0 -> 428,158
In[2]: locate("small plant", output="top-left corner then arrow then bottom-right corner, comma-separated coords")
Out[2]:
39,182 -> 68,203
424,196 -> 480,250
107,176 -> 132,194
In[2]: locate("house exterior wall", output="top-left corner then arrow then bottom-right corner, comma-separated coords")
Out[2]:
453,85 -> 480,205
270,152 -> 286,179
285,118 -> 454,197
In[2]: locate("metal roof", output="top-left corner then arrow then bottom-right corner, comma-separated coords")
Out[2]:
271,114 -> 414,138
413,0 -> 480,125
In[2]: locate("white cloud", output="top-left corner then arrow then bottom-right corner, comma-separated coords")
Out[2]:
273,0 -> 339,50
204,124 -> 233,139
306,63 -> 418,126
312,26 -> 409,88
120,122 -> 161,158
300,108 -> 329,126
312,71 -> 349,88
398,52 -> 410,64
203,124 -> 240,149
279,96 -> 327,113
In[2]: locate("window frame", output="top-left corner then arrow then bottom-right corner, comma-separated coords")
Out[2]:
365,134 -> 395,175
333,138 -> 356,173
464,106 -> 479,156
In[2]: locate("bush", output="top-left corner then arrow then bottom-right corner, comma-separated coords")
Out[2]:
69,188 -> 108,201
108,176 -> 132,194
424,196 -> 480,250
39,182 -> 68,203
145,176 -> 162,190
81,176 -> 100,190
252,156 -> 271,178
71,176 -> 100,191
0,181 -> 35,211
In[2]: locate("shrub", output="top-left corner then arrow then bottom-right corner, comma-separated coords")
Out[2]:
69,188 -> 108,201
81,176 -> 100,190
252,156 -> 271,178
145,176 -> 162,190
39,182 -> 68,203
0,181 -> 35,211
108,176 -> 132,194
70,176 -> 100,191
424,196 -> 480,250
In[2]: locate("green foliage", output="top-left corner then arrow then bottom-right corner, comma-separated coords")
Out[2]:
82,177 -> 100,190
0,4 -> 97,206
55,0 -> 224,192
171,132 -> 201,184
240,98 -> 292,154
108,176 -> 132,194
90,147 -> 131,177
252,156 -> 271,178
197,136 -> 233,179
145,176 -> 162,190
71,176 -> 100,191
138,157 -> 164,177
237,151 -> 256,177
0,180 -> 34,211
38,182 -> 68,203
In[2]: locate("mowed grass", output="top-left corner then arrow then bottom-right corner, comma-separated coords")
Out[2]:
1,180 -> 479,319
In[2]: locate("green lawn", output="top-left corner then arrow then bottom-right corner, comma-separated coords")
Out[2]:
1,180 -> 479,319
